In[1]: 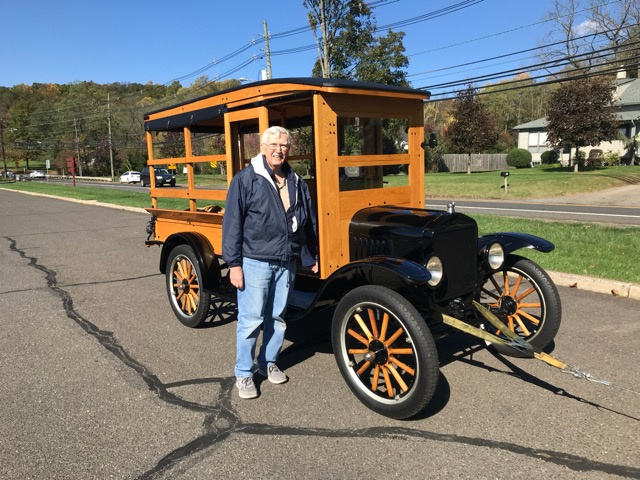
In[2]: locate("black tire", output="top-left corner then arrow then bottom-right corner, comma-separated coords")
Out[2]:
331,285 -> 439,419
170,180 -> 176,187
141,178 -> 147,187
478,254 -> 562,353
166,245 -> 211,328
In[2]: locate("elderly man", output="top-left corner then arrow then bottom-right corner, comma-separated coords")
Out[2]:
222,126 -> 318,399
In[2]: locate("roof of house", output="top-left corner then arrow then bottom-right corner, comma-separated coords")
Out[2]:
513,77 -> 640,131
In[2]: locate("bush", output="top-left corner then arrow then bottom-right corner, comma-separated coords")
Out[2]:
540,150 -> 560,164
603,151 -> 620,166
507,148 -> 532,168
586,149 -> 603,167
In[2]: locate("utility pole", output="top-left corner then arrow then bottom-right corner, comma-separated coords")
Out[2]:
107,94 -> 115,181
320,0 -> 330,78
0,122 -> 7,175
263,20 -> 272,79
74,119 -> 83,176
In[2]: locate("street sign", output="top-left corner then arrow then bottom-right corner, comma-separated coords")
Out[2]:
46,160 -> 50,169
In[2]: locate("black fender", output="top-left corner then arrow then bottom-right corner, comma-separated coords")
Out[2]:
478,232 -> 555,255
289,257 -> 433,320
159,232 -> 223,290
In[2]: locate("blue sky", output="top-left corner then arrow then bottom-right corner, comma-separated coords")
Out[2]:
1,0 -> 583,94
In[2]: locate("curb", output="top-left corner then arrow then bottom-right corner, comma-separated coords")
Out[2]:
548,270 -> 640,301
3,187 -> 639,301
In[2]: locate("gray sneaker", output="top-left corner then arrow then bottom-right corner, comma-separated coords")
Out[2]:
236,376 -> 258,399
258,364 -> 288,384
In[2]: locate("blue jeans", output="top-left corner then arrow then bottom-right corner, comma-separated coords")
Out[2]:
235,257 -> 296,378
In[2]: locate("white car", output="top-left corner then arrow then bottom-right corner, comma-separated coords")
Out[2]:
119,171 -> 141,184
29,170 -> 45,178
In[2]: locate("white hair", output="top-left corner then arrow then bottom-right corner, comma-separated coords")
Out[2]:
261,126 -> 290,144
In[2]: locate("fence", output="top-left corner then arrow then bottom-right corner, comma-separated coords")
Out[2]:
439,154 -> 508,173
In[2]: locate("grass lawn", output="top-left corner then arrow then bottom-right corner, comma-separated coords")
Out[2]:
425,164 -> 640,199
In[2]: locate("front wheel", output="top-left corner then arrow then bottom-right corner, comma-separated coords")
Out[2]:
478,254 -> 561,353
332,285 -> 439,419
166,245 -> 211,327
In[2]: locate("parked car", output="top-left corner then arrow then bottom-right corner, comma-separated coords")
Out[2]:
29,170 -> 45,178
119,171 -> 141,184
140,167 -> 175,187
2,170 -> 15,179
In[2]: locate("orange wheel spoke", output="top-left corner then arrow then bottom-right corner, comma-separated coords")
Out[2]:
502,272 -> 510,295
177,259 -> 187,279
389,355 -> 415,376
516,287 -> 536,302
175,290 -> 184,301
354,313 -> 373,341
387,364 -> 409,392
519,302 -> 541,308
379,312 -> 389,342
508,315 -> 515,332
371,365 -> 380,392
518,309 -> 541,325
387,348 -> 413,355
381,365 -> 394,397
348,348 -> 369,354
347,328 -> 369,346
356,360 -> 371,376
180,293 -> 187,311
511,275 -> 523,297
384,327 -> 404,347
513,314 -> 531,336
367,308 -> 379,339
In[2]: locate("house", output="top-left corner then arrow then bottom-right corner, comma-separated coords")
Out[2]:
513,72 -> 640,166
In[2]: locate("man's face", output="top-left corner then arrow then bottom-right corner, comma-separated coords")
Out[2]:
261,133 -> 290,171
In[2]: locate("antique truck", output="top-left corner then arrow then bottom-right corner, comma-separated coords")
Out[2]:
143,78 -> 561,419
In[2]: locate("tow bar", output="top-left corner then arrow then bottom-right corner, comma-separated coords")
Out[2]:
441,300 -> 612,386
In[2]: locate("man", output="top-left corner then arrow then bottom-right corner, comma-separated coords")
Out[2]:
222,126 -> 318,399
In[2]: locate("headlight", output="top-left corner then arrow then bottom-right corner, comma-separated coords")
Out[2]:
425,256 -> 443,287
487,243 -> 505,270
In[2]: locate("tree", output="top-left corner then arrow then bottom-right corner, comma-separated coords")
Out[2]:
304,0 -> 408,85
540,0 -> 640,76
545,75 -> 618,172
442,85 -> 498,173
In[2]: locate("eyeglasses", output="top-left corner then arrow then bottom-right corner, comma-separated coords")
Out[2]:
264,143 -> 290,151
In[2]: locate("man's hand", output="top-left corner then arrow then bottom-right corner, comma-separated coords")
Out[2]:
311,261 -> 318,274
229,265 -> 244,289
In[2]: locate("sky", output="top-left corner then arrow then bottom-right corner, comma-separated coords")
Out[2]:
0,0 -> 588,96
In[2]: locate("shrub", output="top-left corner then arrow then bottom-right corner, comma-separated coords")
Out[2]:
586,149 -> 603,167
507,148 -> 532,168
540,150 -> 560,164
603,151 -> 620,166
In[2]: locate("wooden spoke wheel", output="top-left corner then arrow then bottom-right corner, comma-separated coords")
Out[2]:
166,245 -> 211,328
332,285 -> 439,419
479,254 -> 561,353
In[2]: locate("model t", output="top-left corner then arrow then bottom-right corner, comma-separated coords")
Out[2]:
143,78 -> 561,419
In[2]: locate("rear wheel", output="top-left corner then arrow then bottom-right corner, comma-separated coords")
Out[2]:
332,285 -> 439,419
478,255 -> 561,353
166,245 -> 211,327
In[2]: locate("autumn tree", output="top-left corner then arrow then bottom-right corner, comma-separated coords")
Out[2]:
545,75 -> 618,172
442,85 -> 498,173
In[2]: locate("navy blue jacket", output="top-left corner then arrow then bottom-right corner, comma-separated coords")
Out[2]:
222,154 -> 318,268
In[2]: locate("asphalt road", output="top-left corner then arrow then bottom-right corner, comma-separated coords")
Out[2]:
1,189 -> 638,479
427,184 -> 640,226
32,177 -> 640,225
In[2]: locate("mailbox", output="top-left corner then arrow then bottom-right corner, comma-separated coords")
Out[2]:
500,171 -> 510,177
